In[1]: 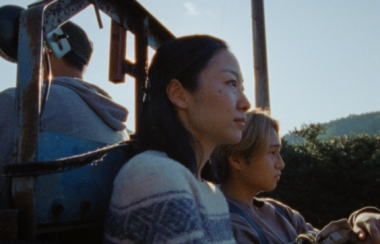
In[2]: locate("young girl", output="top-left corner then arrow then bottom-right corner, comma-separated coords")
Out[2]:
213,109 -> 380,244
104,35 -> 251,244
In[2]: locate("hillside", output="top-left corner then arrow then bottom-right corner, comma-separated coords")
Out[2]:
284,111 -> 380,142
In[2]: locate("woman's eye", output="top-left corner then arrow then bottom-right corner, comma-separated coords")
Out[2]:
229,80 -> 237,87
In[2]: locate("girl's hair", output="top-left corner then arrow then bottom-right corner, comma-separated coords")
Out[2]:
212,108 -> 279,183
134,35 -> 228,174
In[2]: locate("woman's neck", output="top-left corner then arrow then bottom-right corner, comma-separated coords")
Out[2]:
195,153 -> 210,181
194,141 -> 215,181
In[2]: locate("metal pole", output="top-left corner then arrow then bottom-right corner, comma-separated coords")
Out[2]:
12,5 -> 44,239
109,19 -> 127,83
134,17 -> 148,131
12,1 -> 91,239
251,0 -> 270,110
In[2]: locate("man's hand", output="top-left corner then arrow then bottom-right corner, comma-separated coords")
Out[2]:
353,212 -> 380,244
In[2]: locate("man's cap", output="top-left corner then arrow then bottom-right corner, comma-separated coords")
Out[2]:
61,21 -> 93,65
0,4 -> 92,64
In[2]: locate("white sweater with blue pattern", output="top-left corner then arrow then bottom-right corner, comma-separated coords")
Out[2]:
104,150 -> 236,244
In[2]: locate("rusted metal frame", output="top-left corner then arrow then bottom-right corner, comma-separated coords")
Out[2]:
12,4 -> 45,240
9,0 -> 173,240
109,20 -> 127,82
12,1 -> 92,239
97,0 -> 174,128
109,14 -> 148,128
91,0 -> 103,29
97,0 -> 174,49
109,19 -> 137,82
122,59 -> 136,77
108,19 -> 136,82
42,0 -> 90,34
251,0 -> 270,110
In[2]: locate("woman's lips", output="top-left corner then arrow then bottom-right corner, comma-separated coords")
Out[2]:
234,117 -> 247,128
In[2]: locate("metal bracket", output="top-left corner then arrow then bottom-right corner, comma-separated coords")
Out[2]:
45,27 -> 71,59
92,0 -> 103,29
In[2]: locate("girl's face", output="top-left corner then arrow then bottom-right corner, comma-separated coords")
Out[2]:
239,128 -> 285,195
184,49 -> 251,152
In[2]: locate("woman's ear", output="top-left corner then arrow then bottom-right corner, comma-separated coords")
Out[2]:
228,156 -> 244,171
166,79 -> 189,109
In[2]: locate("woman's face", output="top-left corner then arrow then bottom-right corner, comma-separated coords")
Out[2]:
184,49 -> 251,151
239,128 -> 285,195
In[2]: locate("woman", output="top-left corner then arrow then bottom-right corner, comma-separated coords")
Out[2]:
104,35 -> 251,244
213,109 -> 380,244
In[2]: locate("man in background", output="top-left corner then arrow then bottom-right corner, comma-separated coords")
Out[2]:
0,5 -> 129,208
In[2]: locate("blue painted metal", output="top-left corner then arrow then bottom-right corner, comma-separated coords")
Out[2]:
35,132 -> 126,226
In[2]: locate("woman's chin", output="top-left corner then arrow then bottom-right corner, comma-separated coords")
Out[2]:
225,132 -> 243,145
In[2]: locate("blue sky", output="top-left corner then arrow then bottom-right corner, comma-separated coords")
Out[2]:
1,0 -> 380,136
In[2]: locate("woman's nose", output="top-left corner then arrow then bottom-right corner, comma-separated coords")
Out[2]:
238,91 -> 251,112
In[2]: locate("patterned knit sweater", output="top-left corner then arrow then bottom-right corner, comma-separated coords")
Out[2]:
104,150 -> 236,244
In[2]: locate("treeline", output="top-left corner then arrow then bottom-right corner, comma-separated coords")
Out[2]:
260,123 -> 380,229
285,111 -> 380,142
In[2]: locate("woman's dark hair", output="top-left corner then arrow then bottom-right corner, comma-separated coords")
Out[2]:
134,35 -> 228,174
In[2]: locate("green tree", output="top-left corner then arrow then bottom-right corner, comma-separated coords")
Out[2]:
260,123 -> 380,229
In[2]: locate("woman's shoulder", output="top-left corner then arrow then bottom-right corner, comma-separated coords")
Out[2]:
109,150 -> 228,216
106,151 -> 235,244
112,150 -> 196,200
118,150 -> 191,178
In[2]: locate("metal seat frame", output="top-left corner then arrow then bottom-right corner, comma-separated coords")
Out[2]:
8,0 -> 174,240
